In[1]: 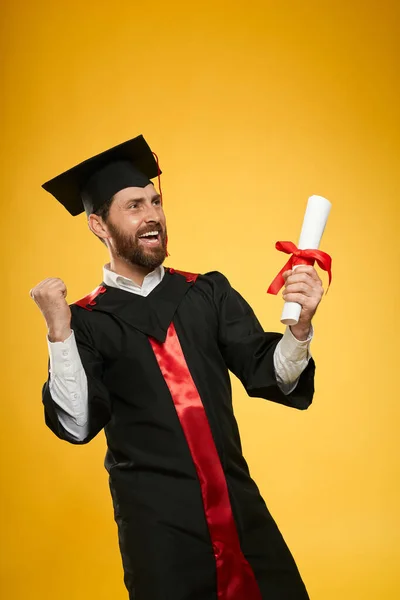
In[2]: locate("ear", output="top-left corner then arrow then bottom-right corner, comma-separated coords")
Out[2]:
88,213 -> 109,242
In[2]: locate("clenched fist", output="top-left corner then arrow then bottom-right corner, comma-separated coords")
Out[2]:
29,278 -> 72,342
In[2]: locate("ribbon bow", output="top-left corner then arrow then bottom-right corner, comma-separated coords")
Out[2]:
267,241 -> 332,295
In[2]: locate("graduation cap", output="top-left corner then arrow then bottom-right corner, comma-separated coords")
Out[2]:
42,134 -> 162,217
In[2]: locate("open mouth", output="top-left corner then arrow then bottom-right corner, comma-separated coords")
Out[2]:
138,231 -> 161,246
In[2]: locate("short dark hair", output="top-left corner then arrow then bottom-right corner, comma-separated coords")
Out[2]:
91,195 -> 115,246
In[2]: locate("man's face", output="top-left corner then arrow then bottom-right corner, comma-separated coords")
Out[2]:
104,184 -> 168,270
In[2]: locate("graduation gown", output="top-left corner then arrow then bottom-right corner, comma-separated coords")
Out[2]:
42,268 -> 315,600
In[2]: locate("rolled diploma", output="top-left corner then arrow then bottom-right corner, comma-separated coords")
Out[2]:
281,195 -> 332,326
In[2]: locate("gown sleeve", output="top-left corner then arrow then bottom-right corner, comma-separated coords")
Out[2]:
42,304 -> 112,444
210,271 -> 315,410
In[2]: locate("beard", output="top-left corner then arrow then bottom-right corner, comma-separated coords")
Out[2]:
107,220 -> 168,271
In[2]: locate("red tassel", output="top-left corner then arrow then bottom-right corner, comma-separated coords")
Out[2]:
152,151 -> 169,257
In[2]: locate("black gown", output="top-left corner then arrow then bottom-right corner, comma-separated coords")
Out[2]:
42,268 -> 315,600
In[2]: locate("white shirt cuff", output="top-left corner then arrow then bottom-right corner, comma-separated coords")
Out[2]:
279,325 -> 313,362
47,329 -> 80,377
273,326 -> 313,395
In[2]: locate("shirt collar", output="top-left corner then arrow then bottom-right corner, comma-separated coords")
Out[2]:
103,262 -> 165,292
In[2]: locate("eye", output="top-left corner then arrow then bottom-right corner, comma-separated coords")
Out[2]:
153,198 -> 161,205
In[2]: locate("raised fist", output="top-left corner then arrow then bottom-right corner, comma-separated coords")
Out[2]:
30,278 -> 72,342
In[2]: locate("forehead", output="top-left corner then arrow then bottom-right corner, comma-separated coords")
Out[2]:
112,183 -> 158,204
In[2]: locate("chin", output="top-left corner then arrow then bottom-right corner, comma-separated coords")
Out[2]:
130,250 -> 166,270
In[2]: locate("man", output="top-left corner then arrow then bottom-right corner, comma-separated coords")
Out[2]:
30,135 -> 323,600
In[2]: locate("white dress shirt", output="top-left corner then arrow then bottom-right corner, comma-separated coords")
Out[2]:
47,264 -> 312,441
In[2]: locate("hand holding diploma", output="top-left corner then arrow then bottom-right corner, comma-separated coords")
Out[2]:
281,265 -> 324,339
267,195 -> 332,337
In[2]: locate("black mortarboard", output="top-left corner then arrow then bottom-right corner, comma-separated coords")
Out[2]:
42,134 -> 161,216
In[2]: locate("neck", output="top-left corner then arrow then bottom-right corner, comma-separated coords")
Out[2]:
108,256 -> 159,287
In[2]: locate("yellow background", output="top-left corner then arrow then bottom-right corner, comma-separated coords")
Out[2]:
1,1 -> 399,598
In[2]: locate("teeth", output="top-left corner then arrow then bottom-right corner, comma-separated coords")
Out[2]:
140,231 -> 159,238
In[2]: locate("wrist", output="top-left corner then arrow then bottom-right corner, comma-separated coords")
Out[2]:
48,325 -> 72,343
290,322 -> 311,341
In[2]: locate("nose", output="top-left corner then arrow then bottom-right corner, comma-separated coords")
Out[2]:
144,202 -> 161,224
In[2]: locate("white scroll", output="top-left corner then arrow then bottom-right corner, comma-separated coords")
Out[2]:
280,195 -> 332,326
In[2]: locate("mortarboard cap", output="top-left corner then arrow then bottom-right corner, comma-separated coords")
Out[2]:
42,134 -> 161,217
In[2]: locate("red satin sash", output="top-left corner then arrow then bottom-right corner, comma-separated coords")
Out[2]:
149,323 -> 262,599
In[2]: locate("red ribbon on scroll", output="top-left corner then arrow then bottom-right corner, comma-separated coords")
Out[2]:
267,241 -> 332,295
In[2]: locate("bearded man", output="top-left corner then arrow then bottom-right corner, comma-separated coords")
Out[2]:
30,135 -> 323,600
